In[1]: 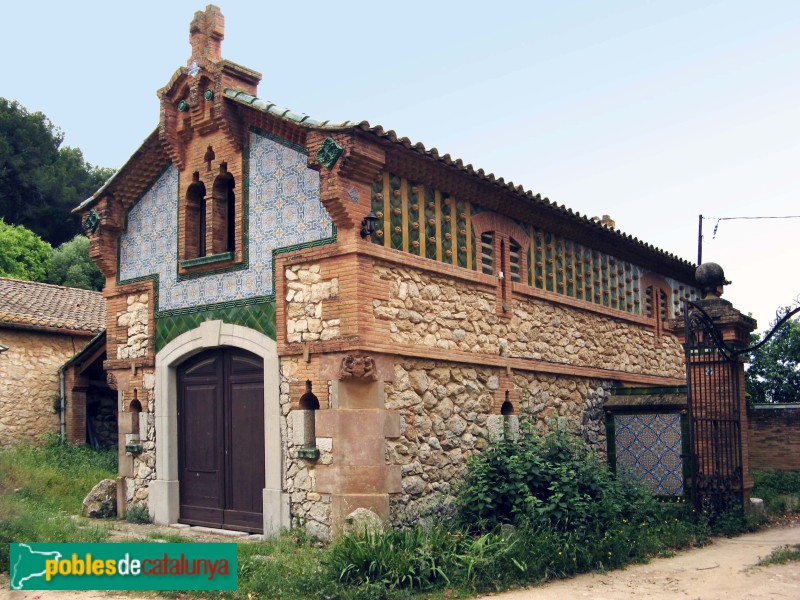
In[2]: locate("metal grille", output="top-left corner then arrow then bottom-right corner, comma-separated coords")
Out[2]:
684,305 -> 744,515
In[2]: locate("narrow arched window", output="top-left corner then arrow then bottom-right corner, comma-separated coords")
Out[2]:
509,238 -> 522,282
480,232 -> 494,275
298,380 -> 319,452
185,171 -> 206,259
212,162 -> 236,254
645,283 -> 670,342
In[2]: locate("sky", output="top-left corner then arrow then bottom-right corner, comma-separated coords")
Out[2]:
3,0 -> 798,332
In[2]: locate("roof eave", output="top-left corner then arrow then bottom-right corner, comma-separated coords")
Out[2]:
73,128 -> 162,214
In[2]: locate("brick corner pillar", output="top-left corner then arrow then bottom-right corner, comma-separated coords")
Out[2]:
315,354 -> 400,535
676,262 -> 758,504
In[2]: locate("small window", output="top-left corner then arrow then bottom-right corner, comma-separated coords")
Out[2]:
645,284 -> 671,342
480,232 -> 494,275
212,162 -> 235,254
297,380 -> 320,457
509,238 -> 522,282
185,171 -> 206,259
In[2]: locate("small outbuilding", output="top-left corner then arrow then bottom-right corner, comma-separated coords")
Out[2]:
0,278 -> 110,446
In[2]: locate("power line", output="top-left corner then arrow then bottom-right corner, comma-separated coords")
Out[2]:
701,215 -> 800,240
702,215 -> 800,221
697,214 -> 799,263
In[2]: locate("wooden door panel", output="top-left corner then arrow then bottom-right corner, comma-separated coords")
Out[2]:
178,348 -> 265,533
225,378 -> 265,530
182,383 -> 219,473
178,352 -> 224,527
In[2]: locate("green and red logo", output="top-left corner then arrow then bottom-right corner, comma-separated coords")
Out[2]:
9,543 -> 237,590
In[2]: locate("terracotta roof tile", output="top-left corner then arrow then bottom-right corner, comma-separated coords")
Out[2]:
0,278 -> 105,334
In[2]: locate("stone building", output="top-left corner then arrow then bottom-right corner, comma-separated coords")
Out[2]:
77,6 -> 701,539
0,278 -> 107,446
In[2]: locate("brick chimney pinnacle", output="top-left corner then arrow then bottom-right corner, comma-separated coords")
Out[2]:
189,4 -> 225,65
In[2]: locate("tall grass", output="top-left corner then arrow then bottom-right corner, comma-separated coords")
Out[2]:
0,433 -> 117,571
752,470 -> 800,514
324,422 -> 710,597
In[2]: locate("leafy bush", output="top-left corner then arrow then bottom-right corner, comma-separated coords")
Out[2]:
457,419 -> 651,534
325,420 -> 708,597
47,234 -> 104,291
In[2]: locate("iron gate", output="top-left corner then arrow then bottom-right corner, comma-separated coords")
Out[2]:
684,303 -> 744,514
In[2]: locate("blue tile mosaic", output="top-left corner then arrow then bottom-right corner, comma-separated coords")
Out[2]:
117,131 -> 334,312
614,413 -> 684,496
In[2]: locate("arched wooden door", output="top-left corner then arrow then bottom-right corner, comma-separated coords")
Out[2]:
177,348 -> 265,533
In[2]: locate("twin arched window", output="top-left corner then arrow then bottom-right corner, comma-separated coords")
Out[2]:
183,163 -> 236,262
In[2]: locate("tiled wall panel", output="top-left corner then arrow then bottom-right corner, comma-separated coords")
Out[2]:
614,413 -> 684,496
118,131 -> 334,318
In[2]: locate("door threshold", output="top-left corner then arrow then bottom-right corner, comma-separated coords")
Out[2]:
169,522 -> 264,540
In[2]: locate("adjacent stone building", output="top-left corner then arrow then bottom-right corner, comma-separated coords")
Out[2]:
77,6 -> 701,539
0,278 -> 106,446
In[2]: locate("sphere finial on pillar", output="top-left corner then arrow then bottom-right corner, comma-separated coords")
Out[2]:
695,262 -> 731,298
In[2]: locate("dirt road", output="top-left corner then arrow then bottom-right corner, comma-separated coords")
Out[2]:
486,523 -> 800,600
3,523 -> 799,599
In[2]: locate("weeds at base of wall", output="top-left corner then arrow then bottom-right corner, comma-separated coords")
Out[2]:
0,433 -> 116,573
0,429 -> 788,599
126,503 -> 152,524
752,470 -> 800,514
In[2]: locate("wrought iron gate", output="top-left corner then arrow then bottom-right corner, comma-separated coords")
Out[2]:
684,304 -> 744,514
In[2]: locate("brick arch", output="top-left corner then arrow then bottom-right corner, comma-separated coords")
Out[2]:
471,213 -> 530,284
640,272 -> 670,294
470,212 -> 530,259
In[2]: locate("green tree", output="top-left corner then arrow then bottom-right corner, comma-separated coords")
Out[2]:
746,318 -> 800,403
46,234 -> 104,291
0,98 -> 114,246
0,218 -> 52,281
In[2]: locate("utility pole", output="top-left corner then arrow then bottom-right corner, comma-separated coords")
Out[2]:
697,214 -> 703,265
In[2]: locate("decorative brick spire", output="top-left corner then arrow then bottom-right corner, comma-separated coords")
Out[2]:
189,4 -> 224,65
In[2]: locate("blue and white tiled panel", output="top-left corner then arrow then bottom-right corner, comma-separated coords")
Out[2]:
614,413 -> 684,496
117,132 -> 333,311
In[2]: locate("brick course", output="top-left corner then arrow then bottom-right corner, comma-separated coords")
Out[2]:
748,405 -> 800,471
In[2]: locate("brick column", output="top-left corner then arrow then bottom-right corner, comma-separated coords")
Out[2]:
674,264 -> 757,504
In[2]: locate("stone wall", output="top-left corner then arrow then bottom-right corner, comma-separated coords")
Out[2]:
373,264 -> 684,378
285,264 -> 340,344
280,356 -> 333,541
116,294 -> 149,360
125,368 -> 156,507
384,358 -> 611,526
88,388 -> 118,448
0,328 -> 93,445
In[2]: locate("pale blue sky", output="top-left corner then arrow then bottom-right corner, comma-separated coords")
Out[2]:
3,1 -> 798,331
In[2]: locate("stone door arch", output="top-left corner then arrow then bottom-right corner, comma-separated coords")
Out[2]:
149,320 -> 288,535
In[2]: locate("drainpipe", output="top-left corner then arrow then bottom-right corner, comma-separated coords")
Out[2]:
59,367 -> 66,440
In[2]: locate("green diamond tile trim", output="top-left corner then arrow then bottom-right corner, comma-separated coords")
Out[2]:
83,208 -> 100,233
316,137 -> 343,169
156,298 -> 276,352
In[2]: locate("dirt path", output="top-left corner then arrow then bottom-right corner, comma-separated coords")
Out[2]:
3,523 -> 799,599
485,523 -> 800,600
